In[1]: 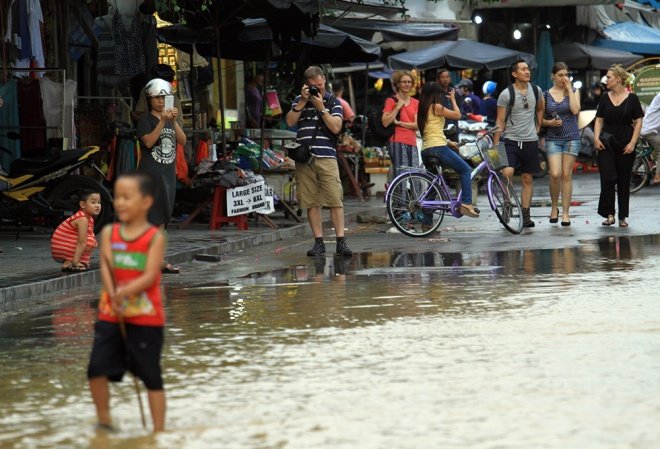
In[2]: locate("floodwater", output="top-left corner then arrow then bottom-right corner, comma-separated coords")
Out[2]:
1,235 -> 660,449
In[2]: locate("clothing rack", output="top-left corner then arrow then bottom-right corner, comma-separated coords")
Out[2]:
0,68 -> 67,138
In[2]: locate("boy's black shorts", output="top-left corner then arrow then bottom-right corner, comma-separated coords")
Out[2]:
87,320 -> 164,390
503,139 -> 540,174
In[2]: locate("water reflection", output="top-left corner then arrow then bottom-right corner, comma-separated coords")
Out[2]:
1,235 -> 660,448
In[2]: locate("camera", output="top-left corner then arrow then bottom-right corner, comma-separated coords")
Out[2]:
308,85 -> 320,97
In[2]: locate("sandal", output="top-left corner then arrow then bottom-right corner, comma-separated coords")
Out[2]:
460,204 -> 480,218
161,263 -> 181,274
62,264 -> 87,272
602,216 -> 615,226
619,220 -> 629,228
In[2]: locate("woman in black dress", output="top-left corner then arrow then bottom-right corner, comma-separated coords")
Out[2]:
594,65 -> 644,228
136,78 -> 186,272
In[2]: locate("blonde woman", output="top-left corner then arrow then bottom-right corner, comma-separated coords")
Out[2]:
542,62 -> 580,226
594,65 -> 644,228
382,70 -> 419,179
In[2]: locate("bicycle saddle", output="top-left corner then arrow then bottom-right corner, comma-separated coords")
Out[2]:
422,155 -> 441,175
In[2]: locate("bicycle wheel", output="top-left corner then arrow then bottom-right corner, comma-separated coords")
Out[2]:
386,172 -> 447,237
487,174 -> 523,234
630,155 -> 650,194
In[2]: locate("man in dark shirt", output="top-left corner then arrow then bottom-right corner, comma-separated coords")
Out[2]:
437,69 -> 460,141
286,66 -> 352,257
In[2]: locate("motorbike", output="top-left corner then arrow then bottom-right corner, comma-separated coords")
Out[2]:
0,133 -> 113,235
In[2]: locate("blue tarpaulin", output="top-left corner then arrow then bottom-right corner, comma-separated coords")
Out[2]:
592,22 -> 660,55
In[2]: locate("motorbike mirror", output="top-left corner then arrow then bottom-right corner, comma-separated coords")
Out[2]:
5,131 -> 20,140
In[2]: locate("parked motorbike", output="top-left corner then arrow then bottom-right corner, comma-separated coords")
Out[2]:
0,133 -> 112,234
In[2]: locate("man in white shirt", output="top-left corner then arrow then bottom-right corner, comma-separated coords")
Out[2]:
641,93 -> 660,184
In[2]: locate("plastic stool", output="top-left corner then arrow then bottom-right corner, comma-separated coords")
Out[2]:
210,186 -> 248,230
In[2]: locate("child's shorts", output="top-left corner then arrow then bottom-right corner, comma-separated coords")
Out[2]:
87,320 -> 164,390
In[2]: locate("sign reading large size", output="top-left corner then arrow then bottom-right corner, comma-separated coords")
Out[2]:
633,65 -> 660,106
226,181 -> 275,216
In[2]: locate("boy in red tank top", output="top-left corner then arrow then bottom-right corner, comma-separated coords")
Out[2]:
87,173 -> 167,432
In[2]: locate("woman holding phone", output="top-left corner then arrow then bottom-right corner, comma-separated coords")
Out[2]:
136,78 -> 186,273
542,62 -> 581,226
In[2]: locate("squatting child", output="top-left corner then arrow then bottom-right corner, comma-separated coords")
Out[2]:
50,189 -> 101,272
87,172 -> 167,432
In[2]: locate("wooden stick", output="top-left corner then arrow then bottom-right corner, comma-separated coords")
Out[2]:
104,253 -> 147,429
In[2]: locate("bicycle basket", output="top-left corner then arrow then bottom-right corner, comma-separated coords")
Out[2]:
484,142 -> 509,170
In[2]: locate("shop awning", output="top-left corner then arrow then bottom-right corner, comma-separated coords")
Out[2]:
388,39 -> 536,71
553,42 -> 643,70
592,22 -> 660,55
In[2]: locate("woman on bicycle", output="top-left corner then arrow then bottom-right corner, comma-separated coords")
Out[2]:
542,62 -> 581,226
382,70 -> 419,181
418,82 -> 480,218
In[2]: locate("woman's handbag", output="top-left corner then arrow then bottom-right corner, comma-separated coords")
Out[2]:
599,130 -> 619,151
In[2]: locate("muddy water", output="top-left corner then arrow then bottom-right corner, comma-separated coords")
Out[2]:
1,236 -> 659,449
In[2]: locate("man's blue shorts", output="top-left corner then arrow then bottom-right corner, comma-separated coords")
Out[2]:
503,139 -> 540,174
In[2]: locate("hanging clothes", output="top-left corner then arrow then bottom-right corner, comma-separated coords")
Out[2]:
26,0 -> 44,73
95,16 -> 122,87
39,77 -> 77,149
112,8 -> 145,78
17,78 -> 46,156
0,79 -> 20,170
176,143 -> 190,185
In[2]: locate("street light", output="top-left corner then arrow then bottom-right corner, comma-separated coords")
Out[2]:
474,15 -> 483,24
513,29 -> 522,40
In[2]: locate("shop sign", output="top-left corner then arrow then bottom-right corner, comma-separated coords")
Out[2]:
633,65 -> 660,106
227,181 -> 275,216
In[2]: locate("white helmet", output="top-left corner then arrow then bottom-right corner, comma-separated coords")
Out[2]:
145,78 -> 172,98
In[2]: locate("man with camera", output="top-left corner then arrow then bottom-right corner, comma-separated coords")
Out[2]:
286,66 -> 352,257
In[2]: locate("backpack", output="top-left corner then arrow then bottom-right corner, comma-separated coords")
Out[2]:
368,96 -> 399,143
505,83 -> 541,126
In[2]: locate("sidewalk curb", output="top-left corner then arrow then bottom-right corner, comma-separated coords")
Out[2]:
0,206 -> 382,307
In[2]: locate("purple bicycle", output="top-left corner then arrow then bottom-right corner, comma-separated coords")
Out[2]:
385,128 -> 524,236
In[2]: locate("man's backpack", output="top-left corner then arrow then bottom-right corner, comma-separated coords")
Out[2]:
504,83 -> 541,126
368,96 -> 399,143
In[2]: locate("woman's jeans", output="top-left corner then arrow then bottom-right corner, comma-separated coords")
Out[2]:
422,145 -> 473,204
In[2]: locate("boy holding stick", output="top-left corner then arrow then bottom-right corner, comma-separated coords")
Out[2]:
87,172 -> 167,432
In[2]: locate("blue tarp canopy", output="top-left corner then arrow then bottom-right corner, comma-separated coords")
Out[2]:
592,22 -> 660,55
388,39 -> 536,71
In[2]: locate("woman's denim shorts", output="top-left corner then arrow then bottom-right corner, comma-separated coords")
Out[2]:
545,139 -> 580,157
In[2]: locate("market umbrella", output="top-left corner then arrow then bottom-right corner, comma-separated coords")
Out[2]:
158,19 -> 381,63
387,39 -> 536,71
552,42 -> 643,70
332,19 -> 459,43
532,30 -> 553,90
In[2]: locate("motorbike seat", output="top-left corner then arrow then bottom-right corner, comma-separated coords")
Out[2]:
10,154 -> 61,176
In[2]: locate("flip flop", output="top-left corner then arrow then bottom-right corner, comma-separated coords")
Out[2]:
161,264 -> 180,274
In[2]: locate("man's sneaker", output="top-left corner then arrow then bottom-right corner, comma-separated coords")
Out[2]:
336,239 -> 353,257
306,241 -> 326,257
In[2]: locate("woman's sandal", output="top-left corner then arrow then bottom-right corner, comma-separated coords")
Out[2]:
619,220 -> 629,228
602,216 -> 615,226
460,204 -> 480,218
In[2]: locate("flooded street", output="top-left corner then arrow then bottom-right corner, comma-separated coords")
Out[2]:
1,235 -> 660,449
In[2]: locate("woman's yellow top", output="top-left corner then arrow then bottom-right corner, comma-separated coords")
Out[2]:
422,106 -> 447,150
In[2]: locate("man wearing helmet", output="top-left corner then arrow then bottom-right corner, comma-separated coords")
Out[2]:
134,64 -> 184,128
479,81 -> 498,123
136,78 -> 186,273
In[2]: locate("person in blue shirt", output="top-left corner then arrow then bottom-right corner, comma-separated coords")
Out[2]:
457,79 -> 482,116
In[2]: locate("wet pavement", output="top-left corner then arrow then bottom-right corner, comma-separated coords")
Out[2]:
1,233 -> 659,449
1,172 -> 660,448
